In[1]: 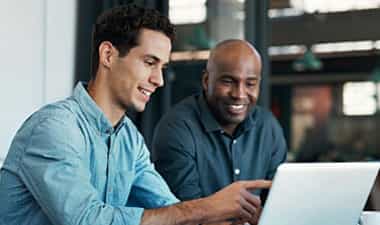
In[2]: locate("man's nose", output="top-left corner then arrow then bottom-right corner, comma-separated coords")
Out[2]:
150,68 -> 164,87
231,83 -> 247,99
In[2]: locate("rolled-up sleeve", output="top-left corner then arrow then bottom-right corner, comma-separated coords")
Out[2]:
18,116 -> 144,225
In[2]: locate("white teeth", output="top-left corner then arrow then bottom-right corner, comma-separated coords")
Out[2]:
140,89 -> 152,96
230,104 -> 244,110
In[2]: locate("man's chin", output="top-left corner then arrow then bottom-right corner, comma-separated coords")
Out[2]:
225,113 -> 247,124
126,102 -> 146,113
228,118 -> 245,124
135,105 -> 146,112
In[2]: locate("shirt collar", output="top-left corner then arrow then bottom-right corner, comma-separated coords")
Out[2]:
197,93 -> 257,135
197,94 -> 222,132
238,108 -> 256,134
72,82 -> 127,134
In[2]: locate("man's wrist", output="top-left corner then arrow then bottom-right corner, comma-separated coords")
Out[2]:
140,197 -> 210,225
172,197 -> 212,225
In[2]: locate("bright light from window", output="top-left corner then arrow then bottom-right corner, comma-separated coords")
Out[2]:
270,40 -> 380,55
169,0 -> 207,24
378,84 -> 380,106
269,8 -> 304,18
269,45 -> 306,55
313,41 -> 374,53
343,82 -> 378,116
374,40 -> 380,50
291,0 -> 380,13
269,40 -> 380,55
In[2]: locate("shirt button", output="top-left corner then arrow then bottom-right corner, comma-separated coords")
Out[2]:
220,130 -> 224,134
234,168 -> 240,175
232,139 -> 237,144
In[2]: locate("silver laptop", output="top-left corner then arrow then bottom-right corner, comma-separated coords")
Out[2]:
259,162 -> 380,225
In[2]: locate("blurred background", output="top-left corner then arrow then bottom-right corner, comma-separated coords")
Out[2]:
1,0 -> 380,209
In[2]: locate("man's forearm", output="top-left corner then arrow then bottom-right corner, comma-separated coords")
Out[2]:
141,197 -> 213,225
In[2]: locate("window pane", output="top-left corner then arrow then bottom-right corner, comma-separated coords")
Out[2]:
343,82 -> 377,116
169,0 -> 207,24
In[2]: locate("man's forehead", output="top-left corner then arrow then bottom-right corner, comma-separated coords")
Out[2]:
213,41 -> 256,56
217,70 -> 261,78
134,30 -> 172,62
208,40 -> 261,71
213,56 -> 261,72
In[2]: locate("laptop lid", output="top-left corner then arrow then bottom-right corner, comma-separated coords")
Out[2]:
258,162 -> 380,225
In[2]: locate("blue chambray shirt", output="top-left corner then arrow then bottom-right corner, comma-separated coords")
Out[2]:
0,82 -> 179,225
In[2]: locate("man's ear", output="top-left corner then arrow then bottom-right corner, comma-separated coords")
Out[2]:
98,41 -> 116,69
202,70 -> 209,92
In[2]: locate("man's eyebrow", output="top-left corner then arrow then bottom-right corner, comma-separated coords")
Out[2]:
247,75 -> 260,80
145,54 -> 160,61
246,73 -> 261,79
219,73 -> 259,78
145,54 -> 170,66
218,74 -> 235,79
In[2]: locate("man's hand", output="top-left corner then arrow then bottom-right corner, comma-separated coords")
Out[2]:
230,205 -> 262,225
203,180 -> 271,224
203,197 -> 263,225
141,180 -> 270,225
249,205 -> 262,225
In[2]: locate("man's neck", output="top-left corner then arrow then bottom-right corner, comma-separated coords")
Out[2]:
221,124 -> 238,137
87,79 -> 125,127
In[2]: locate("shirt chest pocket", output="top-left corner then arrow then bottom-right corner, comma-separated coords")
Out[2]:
111,170 -> 135,206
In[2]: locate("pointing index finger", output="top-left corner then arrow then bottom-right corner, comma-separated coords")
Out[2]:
242,180 -> 272,190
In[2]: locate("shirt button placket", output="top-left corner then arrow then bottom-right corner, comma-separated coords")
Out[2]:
231,138 -> 239,180
106,133 -> 115,202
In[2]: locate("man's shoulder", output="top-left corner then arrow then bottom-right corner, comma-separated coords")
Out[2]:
162,95 -> 200,122
154,95 -> 201,139
7,98 -> 85,162
17,98 -> 81,137
250,106 -> 280,126
34,98 -> 79,123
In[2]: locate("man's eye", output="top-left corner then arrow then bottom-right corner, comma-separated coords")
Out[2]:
145,60 -> 155,66
246,82 -> 257,87
221,79 -> 233,84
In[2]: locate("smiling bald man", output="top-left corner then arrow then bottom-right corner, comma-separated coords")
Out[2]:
152,39 -> 287,224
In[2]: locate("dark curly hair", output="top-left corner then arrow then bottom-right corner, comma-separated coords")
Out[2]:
90,4 -> 176,78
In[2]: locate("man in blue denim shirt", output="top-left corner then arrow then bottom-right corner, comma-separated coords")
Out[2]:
0,4 -> 270,225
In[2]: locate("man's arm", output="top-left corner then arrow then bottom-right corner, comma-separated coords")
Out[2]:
127,127 -> 180,208
133,123 -> 267,225
141,180 -> 271,225
19,115 -> 145,225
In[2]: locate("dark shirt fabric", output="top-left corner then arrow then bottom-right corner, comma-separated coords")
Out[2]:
152,94 -> 287,201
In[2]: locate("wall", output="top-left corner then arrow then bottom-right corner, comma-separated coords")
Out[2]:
0,0 -> 77,165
